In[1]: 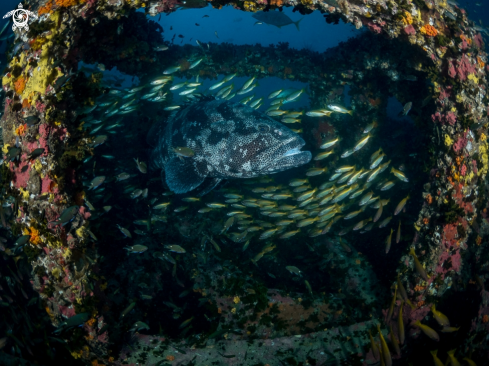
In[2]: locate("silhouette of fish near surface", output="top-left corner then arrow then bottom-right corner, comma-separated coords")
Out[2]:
149,98 -> 311,195
252,11 -> 303,30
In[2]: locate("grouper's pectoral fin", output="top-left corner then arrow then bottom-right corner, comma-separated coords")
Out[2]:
195,177 -> 222,197
164,157 -> 206,194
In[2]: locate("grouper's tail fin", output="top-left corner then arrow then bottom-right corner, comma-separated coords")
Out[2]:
294,17 -> 303,31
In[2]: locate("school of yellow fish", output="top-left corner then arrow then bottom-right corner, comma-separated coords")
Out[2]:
85,65 -> 414,257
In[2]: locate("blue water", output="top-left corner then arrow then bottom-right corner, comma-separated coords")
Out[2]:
148,4 -> 357,52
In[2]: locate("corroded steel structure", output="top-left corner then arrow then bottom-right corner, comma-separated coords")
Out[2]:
0,0 -> 488,364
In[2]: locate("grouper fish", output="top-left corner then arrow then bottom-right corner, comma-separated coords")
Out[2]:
149,98 -> 311,195
252,11 -> 303,31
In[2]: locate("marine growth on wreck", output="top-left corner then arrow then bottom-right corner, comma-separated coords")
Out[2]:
0,0 -> 488,365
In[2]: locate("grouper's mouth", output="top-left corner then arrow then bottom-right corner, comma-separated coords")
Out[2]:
282,146 -> 303,157
263,137 -> 312,172
277,137 -> 308,159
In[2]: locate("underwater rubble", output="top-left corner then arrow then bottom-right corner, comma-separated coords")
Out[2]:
0,0 -> 487,364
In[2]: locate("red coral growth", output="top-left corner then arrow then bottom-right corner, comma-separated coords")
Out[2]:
156,0 -> 180,13
448,60 -> 457,78
97,331 -> 108,343
453,134 -> 467,153
79,206 -> 91,220
463,201 -> 474,214
405,306 -> 431,336
474,33 -> 484,48
446,111 -> 457,125
472,160 -> 478,174
404,25 -> 416,35
456,54 -> 477,81
10,159 -> 30,189
461,164 -> 467,176
432,112 -> 442,123
443,223 -> 458,244
41,176 -> 58,194
36,100 -> 46,113
367,22 -> 382,34
436,249 -> 462,277
452,183 -> 474,214
39,124 -> 67,149
432,112 -> 456,126
59,305 -> 76,318
438,87 -> 452,101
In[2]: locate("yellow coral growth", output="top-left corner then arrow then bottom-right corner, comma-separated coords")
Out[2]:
30,37 -> 48,51
444,134 -> 453,147
243,1 -> 257,11
47,239 -> 63,248
71,350 -> 83,359
14,76 -> 27,94
20,12 -> 63,105
63,247 -> 72,259
401,11 -> 413,25
76,226 -> 87,239
18,188 -> 30,201
33,159 -> 43,175
420,24 -> 438,37
233,296 -> 240,304
479,142 -> 488,177
467,73 -> 479,84
464,171 -> 474,183
51,267 -> 61,279
480,133 -> 487,142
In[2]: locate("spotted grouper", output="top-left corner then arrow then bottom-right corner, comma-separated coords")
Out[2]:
149,98 -> 311,195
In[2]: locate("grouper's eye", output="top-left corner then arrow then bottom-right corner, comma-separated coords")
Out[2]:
257,124 -> 269,133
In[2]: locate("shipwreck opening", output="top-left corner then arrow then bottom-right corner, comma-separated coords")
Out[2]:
64,7 -> 436,358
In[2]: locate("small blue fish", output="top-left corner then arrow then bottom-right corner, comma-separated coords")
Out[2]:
49,206 -> 79,226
